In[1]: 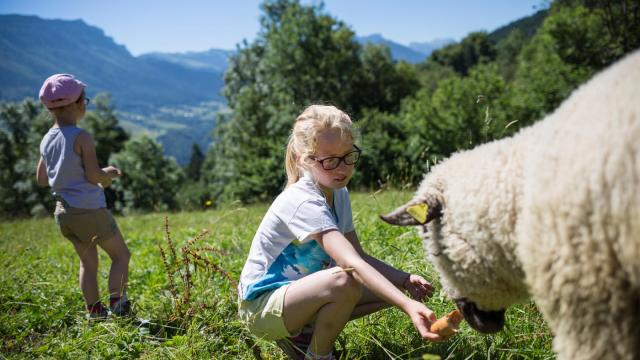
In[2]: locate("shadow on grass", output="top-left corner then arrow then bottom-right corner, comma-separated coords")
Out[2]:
340,335 -> 470,360
129,317 -> 185,340
131,316 -> 264,359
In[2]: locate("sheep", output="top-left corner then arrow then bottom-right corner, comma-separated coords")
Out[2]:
381,50 -> 640,360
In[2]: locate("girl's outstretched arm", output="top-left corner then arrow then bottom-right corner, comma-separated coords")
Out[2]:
345,231 -> 433,301
316,229 -> 442,342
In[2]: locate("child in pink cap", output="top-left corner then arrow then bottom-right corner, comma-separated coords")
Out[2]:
36,74 -> 132,319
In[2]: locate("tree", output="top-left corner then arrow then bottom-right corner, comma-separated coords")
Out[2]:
414,61 -> 458,97
554,0 -> 640,56
0,100 -> 51,218
429,32 -> 497,76
186,143 -> 204,181
0,129 -> 19,218
353,109 -> 413,188
355,44 -> 420,113
509,2 -> 635,126
82,93 -> 129,209
82,93 -> 129,165
203,0 -> 419,204
109,136 -> 183,212
494,29 -> 528,81
425,63 -> 510,154
381,63 -> 511,186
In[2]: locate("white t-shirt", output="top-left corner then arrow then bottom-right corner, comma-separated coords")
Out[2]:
238,172 -> 355,301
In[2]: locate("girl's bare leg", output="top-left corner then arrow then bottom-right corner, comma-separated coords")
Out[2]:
350,287 -> 390,320
70,240 -> 99,305
97,230 -> 130,298
283,267 -> 363,355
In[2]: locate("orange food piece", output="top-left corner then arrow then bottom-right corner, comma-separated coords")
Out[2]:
430,309 -> 464,337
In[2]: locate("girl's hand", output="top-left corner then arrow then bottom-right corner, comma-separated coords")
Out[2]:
403,274 -> 433,301
103,166 -> 122,178
404,300 -> 443,342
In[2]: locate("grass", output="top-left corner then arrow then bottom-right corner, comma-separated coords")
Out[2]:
0,190 -> 554,359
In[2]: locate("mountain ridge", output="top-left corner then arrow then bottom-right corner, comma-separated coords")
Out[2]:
0,14 -> 224,110
409,38 -> 456,56
139,48 -> 235,73
356,33 -> 453,63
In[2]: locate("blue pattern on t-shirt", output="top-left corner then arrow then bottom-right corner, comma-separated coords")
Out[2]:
243,239 -> 332,300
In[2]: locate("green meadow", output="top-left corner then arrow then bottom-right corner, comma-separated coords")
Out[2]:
1,190 -> 553,359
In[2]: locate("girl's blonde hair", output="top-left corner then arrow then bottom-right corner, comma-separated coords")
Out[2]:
285,105 -> 356,186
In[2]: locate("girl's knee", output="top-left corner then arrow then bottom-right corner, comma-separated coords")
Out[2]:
331,270 -> 362,301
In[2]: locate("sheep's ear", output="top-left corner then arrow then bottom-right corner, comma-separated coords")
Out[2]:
380,198 -> 442,226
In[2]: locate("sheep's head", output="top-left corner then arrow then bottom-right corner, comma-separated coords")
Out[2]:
381,167 -> 527,334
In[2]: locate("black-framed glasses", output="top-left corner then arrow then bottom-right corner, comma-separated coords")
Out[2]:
313,145 -> 361,170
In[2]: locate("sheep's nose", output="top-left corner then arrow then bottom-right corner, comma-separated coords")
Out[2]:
455,298 -> 505,334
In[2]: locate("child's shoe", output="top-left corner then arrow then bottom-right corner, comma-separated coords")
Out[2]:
275,324 -> 314,359
109,295 -> 132,317
86,301 -> 108,320
303,350 -> 337,360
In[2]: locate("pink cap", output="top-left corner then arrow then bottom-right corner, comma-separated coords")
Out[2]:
39,74 -> 86,109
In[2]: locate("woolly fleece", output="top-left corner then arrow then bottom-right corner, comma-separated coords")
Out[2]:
388,50 -> 640,360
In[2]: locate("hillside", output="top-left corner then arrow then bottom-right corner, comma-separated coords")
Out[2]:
488,9 -> 548,43
0,14 -> 225,163
144,35 -> 453,69
139,49 -> 234,73
356,34 -> 453,63
0,15 -> 224,109
409,38 -> 455,57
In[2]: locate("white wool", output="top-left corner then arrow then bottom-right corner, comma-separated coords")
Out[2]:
410,50 -> 640,359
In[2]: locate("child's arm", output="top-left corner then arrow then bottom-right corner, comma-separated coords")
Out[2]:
75,131 -> 122,185
316,230 -> 442,341
36,157 -> 48,187
345,231 -> 408,284
345,231 -> 433,301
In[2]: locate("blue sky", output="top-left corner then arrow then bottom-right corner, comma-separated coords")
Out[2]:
0,0 -> 545,55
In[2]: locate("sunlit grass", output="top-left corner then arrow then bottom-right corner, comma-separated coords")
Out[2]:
0,190 -> 553,359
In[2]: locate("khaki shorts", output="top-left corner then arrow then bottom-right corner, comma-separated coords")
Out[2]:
54,201 -> 119,243
238,284 -> 293,340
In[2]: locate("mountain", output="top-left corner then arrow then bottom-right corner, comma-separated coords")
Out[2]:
146,35 -> 450,71
357,34 -> 434,63
488,9 -> 548,43
409,38 -> 455,57
0,14 -> 226,164
0,15 -> 225,110
139,49 -> 235,73
356,10 -> 544,65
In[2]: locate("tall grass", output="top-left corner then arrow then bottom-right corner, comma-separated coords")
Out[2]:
0,190 -> 553,359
